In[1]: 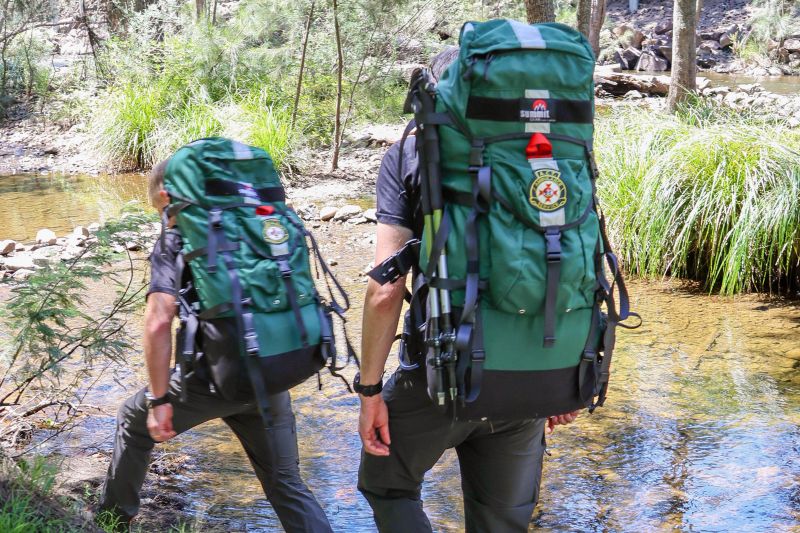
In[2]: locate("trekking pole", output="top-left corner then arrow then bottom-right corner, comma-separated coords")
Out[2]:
409,72 -> 446,408
417,78 -> 458,404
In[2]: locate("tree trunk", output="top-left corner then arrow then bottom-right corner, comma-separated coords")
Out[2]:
589,0 -> 607,57
695,0 -> 703,25
524,0 -> 555,24
667,0 -> 697,113
195,0 -> 206,20
577,0 -> 591,39
331,0 -> 344,171
291,0 -> 315,130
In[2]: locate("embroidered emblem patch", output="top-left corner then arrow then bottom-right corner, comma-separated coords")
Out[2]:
529,169 -> 567,211
262,218 -> 289,244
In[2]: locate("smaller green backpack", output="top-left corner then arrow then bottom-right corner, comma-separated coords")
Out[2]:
163,138 -> 353,423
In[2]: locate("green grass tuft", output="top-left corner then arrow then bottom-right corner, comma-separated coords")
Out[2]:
596,103 -> 800,294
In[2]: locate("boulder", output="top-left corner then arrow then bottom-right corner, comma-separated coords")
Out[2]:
87,222 -> 101,232
319,206 -> 338,221
719,34 -> 733,48
738,83 -> 763,94
767,66 -> 783,76
333,205 -> 362,222
655,20 -> 673,35
699,31 -> 722,42
5,255 -> 37,272
60,245 -> 84,262
65,235 -> 86,248
35,228 -> 57,245
623,90 -> 645,99
636,50 -> 669,72
363,208 -> 377,222
346,216 -> 369,225
13,268 -> 36,281
0,240 -> 16,255
697,54 -> 717,69
698,40 -> 721,53
611,24 -> 632,37
784,38 -> 800,53
614,47 -> 642,70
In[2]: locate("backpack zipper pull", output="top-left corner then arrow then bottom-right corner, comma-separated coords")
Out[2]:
483,54 -> 495,81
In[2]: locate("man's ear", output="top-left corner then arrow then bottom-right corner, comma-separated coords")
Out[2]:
158,190 -> 170,208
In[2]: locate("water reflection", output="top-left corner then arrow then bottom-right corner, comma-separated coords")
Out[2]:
0,173 -> 147,241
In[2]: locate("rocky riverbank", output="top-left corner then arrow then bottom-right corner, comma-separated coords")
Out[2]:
0,203 -> 379,283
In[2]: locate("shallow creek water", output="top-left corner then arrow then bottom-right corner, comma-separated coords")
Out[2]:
3,174 -> 800,532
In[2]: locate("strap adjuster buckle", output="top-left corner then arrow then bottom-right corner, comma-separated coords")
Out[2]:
244,332 -> 259,356
545,229 -> 562,263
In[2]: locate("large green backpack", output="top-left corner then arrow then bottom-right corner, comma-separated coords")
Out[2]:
163,138 -> 353,424
371,20 -> 638,420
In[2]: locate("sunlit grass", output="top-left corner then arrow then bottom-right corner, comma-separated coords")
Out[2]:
596,102 -> 800,294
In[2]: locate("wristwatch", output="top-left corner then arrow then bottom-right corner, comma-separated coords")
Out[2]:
144,390 -> 171,409
353,373 -> 383,397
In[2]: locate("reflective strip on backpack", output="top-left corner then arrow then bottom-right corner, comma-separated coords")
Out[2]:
508,20 -> 546,49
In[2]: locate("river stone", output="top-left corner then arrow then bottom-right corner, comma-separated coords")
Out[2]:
36,228 -> 57,245
698,40 -> 721,53
5,255 -> 36,271
88,222 -> 101,232
294,204 -> 317,221
719,34 -> 733,48
363,208 -> 377,222
61,245 -> 84,262
32,246 -> 61,266
767,66 -> 783,76
319,206 -> 337,221
66,235 -> 86,248
126,241 -> 142,251
73,226 -> 90,238
346,216 -> 369,225
55,237 -> 67,246
13,268 -> 36,281
0,240 -> 16,255
333,205 -> 362,221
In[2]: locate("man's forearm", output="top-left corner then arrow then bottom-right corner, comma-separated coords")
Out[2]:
144,327 -> 172,398
359,279 -> 406,384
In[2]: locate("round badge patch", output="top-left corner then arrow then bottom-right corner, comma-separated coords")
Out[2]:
528,169 -> 567,212
262,219 -> 289,244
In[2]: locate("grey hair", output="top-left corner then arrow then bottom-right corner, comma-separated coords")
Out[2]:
429,45 -> 459,82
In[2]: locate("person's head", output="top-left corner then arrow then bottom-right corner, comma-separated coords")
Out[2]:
429,45 -> 459,82
148,158 -> 171,211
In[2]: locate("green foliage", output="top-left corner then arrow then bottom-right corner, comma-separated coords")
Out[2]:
0,208 -> 154,410
596,103 -> 800,294
0,456 -> 89,532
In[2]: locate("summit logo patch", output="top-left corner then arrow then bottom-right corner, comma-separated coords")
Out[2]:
520,99 -> 552,122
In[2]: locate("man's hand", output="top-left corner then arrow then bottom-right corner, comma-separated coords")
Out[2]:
147,403 -> 177,442
546,410 -> 580,435
359,395 -> 391,456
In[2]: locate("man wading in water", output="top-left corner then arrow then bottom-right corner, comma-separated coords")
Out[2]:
96,160 -> 332,532
357,46 -> 580,532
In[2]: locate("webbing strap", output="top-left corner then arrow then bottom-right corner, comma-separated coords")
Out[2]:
278,259 -> 309,347
207,208 -> 224,273
183,242 -> 239,263
466,307 -> 485,403
368,239 -> 420,285
205,179 -> 285,203
578,303 -> 601,407
542,228 -> 562,348
397,119 -> 417,181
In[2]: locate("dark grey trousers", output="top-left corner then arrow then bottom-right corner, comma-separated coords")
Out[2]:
358,369 -> 546,533
98,370 -> 332,533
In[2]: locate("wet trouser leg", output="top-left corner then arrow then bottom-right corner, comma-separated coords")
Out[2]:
223,393 -> 332,533
98,371 -> 331,533
358,370 -> 546,533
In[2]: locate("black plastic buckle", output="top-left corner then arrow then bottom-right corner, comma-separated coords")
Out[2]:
469,140 -> 485,167
471,349 -> 485,363
582,349 -> 597,363
545,229 -> 562,263
210,208 -> 223,229
277,260 -> 293,278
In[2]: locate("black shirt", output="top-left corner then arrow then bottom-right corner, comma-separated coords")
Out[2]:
147,229 -> 185,299
375,135 -> 423,238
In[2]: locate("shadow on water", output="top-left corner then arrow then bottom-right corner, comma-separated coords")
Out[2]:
11,177 -> 800,532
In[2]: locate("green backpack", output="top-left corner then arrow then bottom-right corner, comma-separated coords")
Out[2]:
163,138 -> 353,424
371,20 -> 638,420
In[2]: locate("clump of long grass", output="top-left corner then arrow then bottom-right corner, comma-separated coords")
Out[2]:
596,102 -> 800,294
